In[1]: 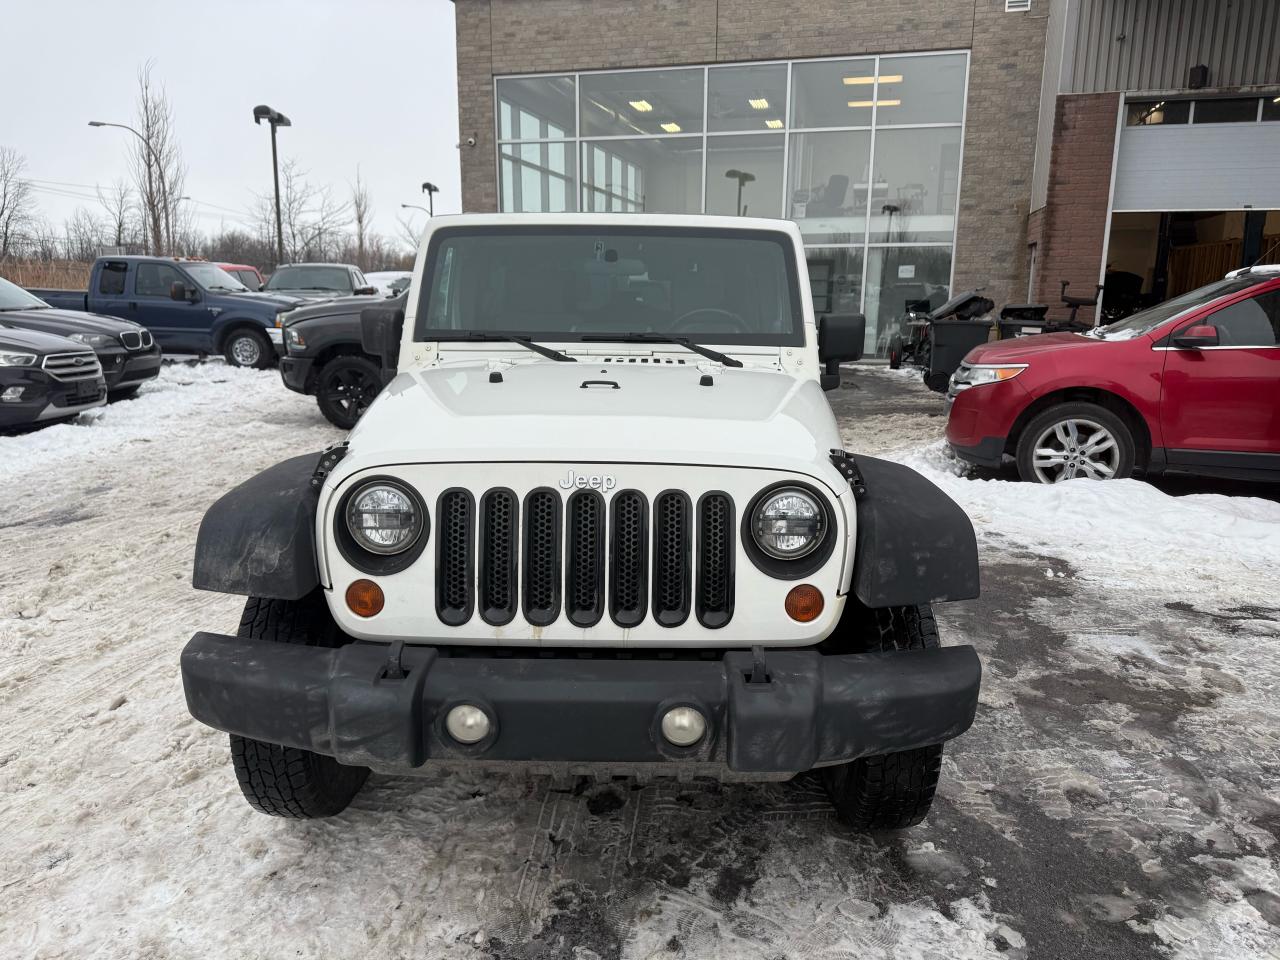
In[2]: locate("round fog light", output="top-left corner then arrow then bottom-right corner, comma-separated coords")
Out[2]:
445,704 -> 491,744
661,706 -> 707,747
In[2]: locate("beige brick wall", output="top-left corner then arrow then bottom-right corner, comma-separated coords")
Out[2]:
453,0 -> 1049,308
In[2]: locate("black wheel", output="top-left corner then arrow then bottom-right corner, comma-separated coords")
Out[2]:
820,603 -> 944,831
315,355 -> 383,430
887,335 -> 903,369
229,592 -> 368,818
1014,401 -> 1135,484
923,371 -> 950,393
108,384 -> 142,402
222,328 -> 272,369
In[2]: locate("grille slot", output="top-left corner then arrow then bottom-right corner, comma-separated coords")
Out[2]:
566,491 -> 605,627
696,493 -> 735,628
479,489 -> 518,625
522,488 -> 562,626
651,492 -> 692,627
609,490 -> 648,628
41,352 -> 103,382
435,489 -> 475,626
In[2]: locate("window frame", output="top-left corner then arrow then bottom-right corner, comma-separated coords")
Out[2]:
133,261 -> 189,299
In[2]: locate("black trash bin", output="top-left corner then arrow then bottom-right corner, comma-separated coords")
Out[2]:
995,303 -> 1049,340
925,318 -> 993,392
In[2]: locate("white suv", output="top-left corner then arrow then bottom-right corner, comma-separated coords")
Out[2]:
183,214 -> 981,831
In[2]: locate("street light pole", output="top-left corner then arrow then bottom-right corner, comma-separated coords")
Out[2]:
253,105 -> 292,266
401,204 -> 430,214
89,120 -> 166,255
421,182 -> 439,217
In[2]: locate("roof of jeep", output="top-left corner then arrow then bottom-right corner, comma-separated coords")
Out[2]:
419,211 -> 804,235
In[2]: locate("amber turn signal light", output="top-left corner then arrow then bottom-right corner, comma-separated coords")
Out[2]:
346,579 -> 385,617
784,584 -> 824,622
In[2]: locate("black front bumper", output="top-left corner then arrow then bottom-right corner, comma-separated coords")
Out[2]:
948,436 -> 1006,469
0,368 -> 106,428
181,634 -> 981,774
279,356 -> 314,394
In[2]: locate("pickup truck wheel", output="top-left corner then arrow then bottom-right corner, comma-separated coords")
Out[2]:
315,355 -> 382,430
228,594 -> 368,818
1015,402 -> 1135,484
820,603 -> 944,831
223,329 -> 271,369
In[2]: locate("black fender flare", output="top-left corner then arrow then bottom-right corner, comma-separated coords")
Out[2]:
192,453 -> 322,600
843,454 -> 980,608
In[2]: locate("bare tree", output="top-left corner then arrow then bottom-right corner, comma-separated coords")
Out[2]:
131,61 -> 187,256
350,167 -> 372,271
0,146 -> 36,262
96,179 -> 138,249
254,159 -> 349,266
63,208 -> 108,261
395,213 -> 424,253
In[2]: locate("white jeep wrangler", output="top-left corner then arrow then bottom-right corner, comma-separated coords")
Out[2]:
183,214 -> 981,830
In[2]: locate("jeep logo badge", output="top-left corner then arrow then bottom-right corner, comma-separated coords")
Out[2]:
558,470 -> 617,492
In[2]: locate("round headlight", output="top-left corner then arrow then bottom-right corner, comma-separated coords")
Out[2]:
751,487 -> 826,559
345,481 -> 423,555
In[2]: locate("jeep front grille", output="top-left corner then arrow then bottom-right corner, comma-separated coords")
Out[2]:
448,487 -> 734,631
435,489 -> 474,626
41,352 -> 103,382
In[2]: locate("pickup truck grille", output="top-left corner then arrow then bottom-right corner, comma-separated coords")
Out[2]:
42,352 -> 103,382
437,487 -> 736,631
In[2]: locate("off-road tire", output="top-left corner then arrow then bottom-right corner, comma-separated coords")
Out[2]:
820,603 -> 944,831
1014,401 -> 1135,484
229,593 -> 368,818
315,354 -> 383,430
222,328 -> 273,369
887,335 -> 903,369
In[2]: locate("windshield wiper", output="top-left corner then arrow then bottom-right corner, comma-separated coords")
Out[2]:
432,333 -> 576,362
580,333 -> 743,367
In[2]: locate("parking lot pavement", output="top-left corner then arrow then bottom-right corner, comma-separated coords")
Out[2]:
1,364 -> 1277,959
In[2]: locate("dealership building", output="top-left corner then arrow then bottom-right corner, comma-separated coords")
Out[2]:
452,0 -> 1280,355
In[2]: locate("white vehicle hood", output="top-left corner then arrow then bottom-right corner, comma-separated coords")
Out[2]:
338,359 -> 843,477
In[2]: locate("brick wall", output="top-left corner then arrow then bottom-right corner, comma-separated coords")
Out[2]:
453,0 -> 1049,309
1029,92 -> 1121,323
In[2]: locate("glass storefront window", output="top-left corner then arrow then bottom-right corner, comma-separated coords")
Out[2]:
579,69 -> 704,137
875,54 -> 967,126
707,63 -> 788,132
805,246 -> 864,318
580,139 -> 702,213
791,58 -> 875,128
785,130 -> 872,243
705,134 -> 784,216
500,143 -> 576,212
864,246 -> 953,355
496,53 -> 969,355
865,127 -> 962,243
496,76 -> 576,139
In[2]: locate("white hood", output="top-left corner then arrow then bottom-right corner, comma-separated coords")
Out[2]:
338,359 -> 843,478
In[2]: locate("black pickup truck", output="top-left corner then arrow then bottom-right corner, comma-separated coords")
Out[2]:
277,292 -> 404,428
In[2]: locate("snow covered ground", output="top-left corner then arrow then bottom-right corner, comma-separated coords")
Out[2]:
1,363 -> 1278,959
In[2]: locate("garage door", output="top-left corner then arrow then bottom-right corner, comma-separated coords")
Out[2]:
1113,123 -> 1280,211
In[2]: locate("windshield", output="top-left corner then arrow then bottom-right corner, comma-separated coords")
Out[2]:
185,263 -> 248,292
266,266 -> 353,293
0,276 -> 50,310
1091,276 -> 1265,339
416,226 -> 803,346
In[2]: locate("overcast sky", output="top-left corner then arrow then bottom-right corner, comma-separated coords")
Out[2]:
5,0 -> 460,248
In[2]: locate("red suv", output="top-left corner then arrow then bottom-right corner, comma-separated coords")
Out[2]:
946,268 -> 1280,483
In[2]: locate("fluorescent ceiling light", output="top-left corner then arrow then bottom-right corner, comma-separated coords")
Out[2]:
848,99 -> 901,108
660,122 -> 682,133
1274,96 -> 1280,103
843,74 -> 904,85
765,118 -> 784,129
629,99 -> 653,112
748,97 -> 769,109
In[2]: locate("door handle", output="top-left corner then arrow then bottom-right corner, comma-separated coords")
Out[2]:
128,301 -> 138,310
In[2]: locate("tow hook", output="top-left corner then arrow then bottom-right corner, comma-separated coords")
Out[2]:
380,637 -> 408,681
746,645 -> 771,685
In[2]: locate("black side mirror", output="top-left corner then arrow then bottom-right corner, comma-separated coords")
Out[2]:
361,305 -> 404,376
169,281 -> 189,302
258,283 -> 266,292
1173,323 -> 1219,349
355,285 -> 377,296
817,313 -> 866,390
